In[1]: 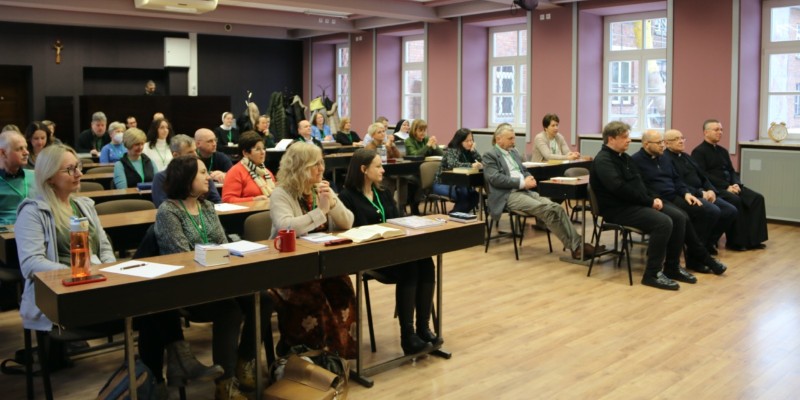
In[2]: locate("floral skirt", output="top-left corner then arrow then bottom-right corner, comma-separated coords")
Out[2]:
272,275 -> 357,359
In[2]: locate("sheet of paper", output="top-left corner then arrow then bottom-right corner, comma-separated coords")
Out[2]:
300,232 -> 340,243
214,203 -> 248,212
522,161 -> 549,167
100,260 -> 184,279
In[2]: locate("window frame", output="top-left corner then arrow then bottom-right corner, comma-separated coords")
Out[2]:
402,35 -> 426,121
488,24 -> 528,129
760,0 -> 800,140
602,11 -> 669,134
335,43 -> 350,119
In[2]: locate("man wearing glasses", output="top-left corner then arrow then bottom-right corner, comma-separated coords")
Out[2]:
632,130 -> 727,277
691,120 -> 767,251
663,129 -> 737,256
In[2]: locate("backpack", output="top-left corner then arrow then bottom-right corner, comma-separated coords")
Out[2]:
96,358 -> 157,400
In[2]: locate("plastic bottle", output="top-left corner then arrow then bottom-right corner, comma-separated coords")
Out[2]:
378,145 -> 387,164
70,217 -> 91,278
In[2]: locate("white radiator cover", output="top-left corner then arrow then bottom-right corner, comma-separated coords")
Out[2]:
741,147 -> 800,222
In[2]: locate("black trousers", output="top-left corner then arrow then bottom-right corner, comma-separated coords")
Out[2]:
605,203 -> 681,276
718,187 -> 768,248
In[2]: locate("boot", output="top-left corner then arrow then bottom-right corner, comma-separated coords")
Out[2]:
166,340 -> 224,387
397,282 -> 431,355
215,377 -> 249,400
416,280 -> 443,345
235,358 -> 257,392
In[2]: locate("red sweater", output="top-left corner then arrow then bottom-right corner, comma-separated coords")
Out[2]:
221,162 -> 276,203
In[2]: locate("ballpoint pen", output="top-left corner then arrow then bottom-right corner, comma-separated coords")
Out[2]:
121,263 -> 146,270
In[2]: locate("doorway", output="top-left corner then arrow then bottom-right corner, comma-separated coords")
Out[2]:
0,66 -> 31,130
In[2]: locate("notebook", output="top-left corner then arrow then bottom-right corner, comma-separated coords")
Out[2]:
338,224 -> 405,243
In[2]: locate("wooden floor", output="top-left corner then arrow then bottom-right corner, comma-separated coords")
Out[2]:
1,219 -> 799,399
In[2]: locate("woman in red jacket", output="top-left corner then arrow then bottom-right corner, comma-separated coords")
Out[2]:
222,131 -> 276,203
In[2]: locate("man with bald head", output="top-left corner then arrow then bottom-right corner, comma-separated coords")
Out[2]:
294,120 -> 322,149
194,128 -> 232,183
632,130 -> 726,277
0,131 -> 37,225
691,119 -> 767,250
664,129 -> 737,255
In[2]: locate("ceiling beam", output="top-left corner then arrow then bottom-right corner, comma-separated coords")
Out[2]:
436,1 -> 510,18
221,0 -> 446,22
353,17 -> 420,31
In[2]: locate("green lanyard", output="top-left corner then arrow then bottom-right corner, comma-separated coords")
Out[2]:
70,199 -> 80,216
0,173 -> 28,200
227,130 -> 233,143
180,200 -> 209,244
153,144 -> 167,165
95,137 -> 103,151
197,150 -> 213,171
365,186 -> 386,223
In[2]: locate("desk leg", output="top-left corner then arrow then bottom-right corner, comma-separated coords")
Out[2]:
351,271 -> 374,388
125,317 -> 138,400
580,198 -> 587,261
254,291 -> 264,397
431,253 -> 451,359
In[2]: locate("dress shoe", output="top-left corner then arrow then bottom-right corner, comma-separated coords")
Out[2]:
664,267 -> 697,284
641,271 -> 680,290
704,257 -> 727,275
401,333 -> 432,355
706,245 -> 718,256
572,243 -> 605,260
748,243 -> 767,250
687,264 -> 712,274
417,327 -> 444,346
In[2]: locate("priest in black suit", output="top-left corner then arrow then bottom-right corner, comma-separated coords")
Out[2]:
691,119 -> 767,250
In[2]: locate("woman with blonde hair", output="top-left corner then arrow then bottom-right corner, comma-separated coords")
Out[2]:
270,142 -> 357,358
334,116 -> 360,145
112,128 -> 156,189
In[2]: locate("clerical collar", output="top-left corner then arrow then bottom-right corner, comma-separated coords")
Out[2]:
0,168 -> 24,179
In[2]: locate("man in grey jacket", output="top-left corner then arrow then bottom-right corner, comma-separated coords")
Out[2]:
483,124 -> 597,260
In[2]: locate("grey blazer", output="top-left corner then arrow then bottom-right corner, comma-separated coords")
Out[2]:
482,146 -> 531,220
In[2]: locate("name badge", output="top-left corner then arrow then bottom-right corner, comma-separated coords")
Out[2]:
228,142 -> 235,147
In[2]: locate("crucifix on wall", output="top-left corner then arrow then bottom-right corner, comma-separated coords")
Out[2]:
53,40 -> 64,64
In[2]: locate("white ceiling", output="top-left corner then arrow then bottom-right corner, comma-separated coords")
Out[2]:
0,0 -> 583,40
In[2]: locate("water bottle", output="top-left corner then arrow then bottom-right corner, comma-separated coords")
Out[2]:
378,145 -> 387,163
70,217 -> 91,278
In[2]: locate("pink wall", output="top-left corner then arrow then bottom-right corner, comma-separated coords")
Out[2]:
738,0 -> 761,143
350,31 -> 375,134
576,10 -> 603,138
461,23 -> 488,130
428,20 -> 460,144
672,0 -> 733,155
376,34 -> 401,125
531,6 -> 574,154
311,42 -> 335,101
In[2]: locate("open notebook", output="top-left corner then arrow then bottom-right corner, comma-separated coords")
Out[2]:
338,224 -> 405,243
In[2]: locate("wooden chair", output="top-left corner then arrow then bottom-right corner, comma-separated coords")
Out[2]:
419,161 -> 451,215
83,166 -> 114,175
586,184 -> 643,286
242,211 -> 271,242
564,167 -> 590,222
94,199 -> 155,216
78,181 -> 104,192
482,182 -> 552,261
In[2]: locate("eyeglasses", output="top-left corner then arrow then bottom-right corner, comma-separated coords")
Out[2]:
61,163 -> 83,176
647,140 -> 665,145
666,137 -> 686,142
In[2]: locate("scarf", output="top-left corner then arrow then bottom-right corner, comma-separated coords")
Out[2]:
241,156 -> 275,197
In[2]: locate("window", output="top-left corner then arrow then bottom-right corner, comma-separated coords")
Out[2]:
402,36 -> 426,120
488,25 -> 527,127
336,44 -> 350,118
761,0 -> 800,138
603,13 -> 668,133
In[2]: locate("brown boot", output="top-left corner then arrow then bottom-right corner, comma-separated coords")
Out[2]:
235,358 -> 257,392
215,377 -> 249,400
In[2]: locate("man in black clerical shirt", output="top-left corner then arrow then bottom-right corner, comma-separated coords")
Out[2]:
631,130 -> 728,275
691,119 -> 768,250
76,111 -> 110,156
664,129 -> 737,255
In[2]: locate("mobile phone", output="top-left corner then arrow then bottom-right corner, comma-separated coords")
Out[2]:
62,274 -> 107,286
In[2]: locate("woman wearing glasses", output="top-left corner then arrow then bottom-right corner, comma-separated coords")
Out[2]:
269,142 -> 357,358
15,144 -> 123,370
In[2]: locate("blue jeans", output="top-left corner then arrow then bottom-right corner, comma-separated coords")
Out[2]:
433,183 -> 478,213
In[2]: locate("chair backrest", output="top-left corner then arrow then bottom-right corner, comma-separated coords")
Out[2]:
243,211 -> 272,242
133,225 -> 160,259
95,199 -> 155,215
79,181 -> 105,192
419,161 -> 441,191
84,166 -> 115,175
564,167 -> 590,177
587,183 -> 601,217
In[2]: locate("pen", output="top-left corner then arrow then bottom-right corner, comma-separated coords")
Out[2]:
121,263 -> 146,270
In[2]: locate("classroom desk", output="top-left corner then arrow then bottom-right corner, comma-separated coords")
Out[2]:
82,162 -> 115,170
80,172 -> 115,189
537,176 -> 590,263
0,201 -> 269,266
33,244 -> 320,399
79,188 -> 153,204
300,217 -> 485,386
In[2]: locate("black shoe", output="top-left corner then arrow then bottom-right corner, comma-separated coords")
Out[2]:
705,258 -> 727,275
641,272 -> 680,290
725,244 -> 747,251
664,267 -> 697,284
572,243 -> 605,260
706,245 -> 718,256
401,334 -> 432,355
748,243 -> 767,250
417,327 -> 443,346
687,264 -> 712,274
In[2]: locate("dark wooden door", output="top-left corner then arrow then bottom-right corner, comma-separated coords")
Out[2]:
0,66 -> 31,129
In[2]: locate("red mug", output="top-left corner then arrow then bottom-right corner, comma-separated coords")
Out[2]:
273,229 -> 296,252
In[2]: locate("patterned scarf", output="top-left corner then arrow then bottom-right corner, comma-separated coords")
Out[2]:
241,156 -> 275,197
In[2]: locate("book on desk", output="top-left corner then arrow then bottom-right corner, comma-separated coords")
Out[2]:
338,225 -> 405,243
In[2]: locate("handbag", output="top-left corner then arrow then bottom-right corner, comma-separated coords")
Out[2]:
262,352 -> 347,400
96,358 -> 157,400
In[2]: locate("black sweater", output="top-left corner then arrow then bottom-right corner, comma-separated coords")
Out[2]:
590,145 -> 656,219
338,186 -> 399,227
665,149 -> 717,196
691,141 -> 741,189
